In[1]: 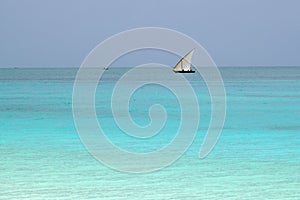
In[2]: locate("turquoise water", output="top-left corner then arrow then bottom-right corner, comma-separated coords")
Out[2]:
1,67 -> 300,199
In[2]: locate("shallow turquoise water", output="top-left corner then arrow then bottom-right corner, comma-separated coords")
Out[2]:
1,67 -> 300,199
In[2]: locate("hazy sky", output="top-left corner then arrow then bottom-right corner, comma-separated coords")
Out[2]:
1,0 -> 299,67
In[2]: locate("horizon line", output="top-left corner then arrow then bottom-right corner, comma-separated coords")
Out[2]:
1,65 -> 300,69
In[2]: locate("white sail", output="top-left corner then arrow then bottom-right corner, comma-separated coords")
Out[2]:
173,60 -> 182,71
173,49 -> 194,72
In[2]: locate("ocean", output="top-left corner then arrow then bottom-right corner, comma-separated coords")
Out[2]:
1,67 -> 299,199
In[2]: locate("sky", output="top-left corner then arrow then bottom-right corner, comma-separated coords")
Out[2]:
0,0 -> 300,67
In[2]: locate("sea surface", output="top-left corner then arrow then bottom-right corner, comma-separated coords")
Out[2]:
1,67 -> 300,199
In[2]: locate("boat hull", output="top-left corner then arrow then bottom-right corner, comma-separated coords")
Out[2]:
174,70 -> 195,73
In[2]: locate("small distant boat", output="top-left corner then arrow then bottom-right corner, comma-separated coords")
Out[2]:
173,49 -> 195,73
103,67 -> 109,70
